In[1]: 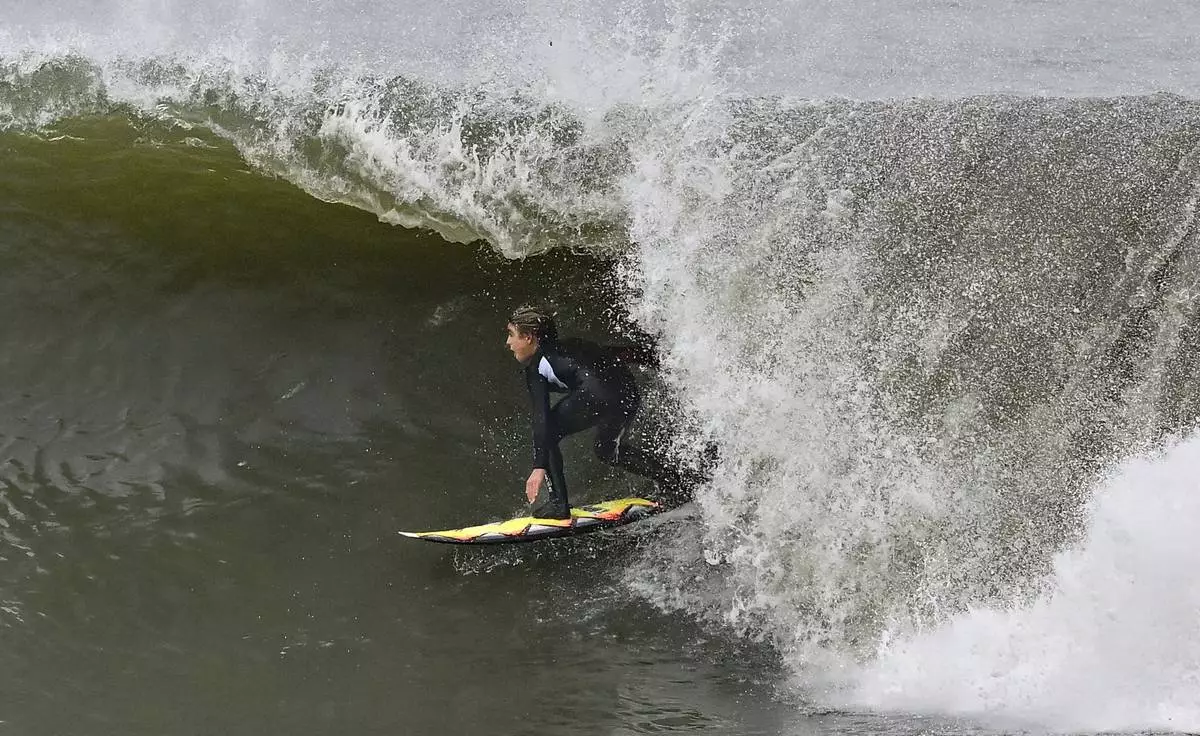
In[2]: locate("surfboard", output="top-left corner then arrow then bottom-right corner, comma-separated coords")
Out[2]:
398,497 -> 660,545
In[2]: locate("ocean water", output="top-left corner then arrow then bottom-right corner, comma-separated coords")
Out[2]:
3,1 -> 1200,734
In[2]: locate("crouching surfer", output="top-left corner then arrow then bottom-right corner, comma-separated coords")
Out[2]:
504,304 -> 711,519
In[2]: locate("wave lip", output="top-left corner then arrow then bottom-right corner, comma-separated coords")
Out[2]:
1,51 -> 643,256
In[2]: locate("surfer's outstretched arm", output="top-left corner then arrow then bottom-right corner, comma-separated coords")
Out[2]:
525,369 -> 552,502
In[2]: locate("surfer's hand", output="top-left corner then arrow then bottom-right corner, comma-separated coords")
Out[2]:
525,469 -> 546,503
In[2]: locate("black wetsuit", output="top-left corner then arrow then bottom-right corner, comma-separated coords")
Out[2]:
523,337 -> 679,518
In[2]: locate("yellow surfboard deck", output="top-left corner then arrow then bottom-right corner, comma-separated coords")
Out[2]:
399,497 -> 660,545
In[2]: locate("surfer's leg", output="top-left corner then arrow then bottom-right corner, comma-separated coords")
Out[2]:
531,394 -> 603,518
592,412 -> 634,466
591,391 -> 677,490
608,436 -> 712,508
532,442 -> 572,519
593,389 -> 713,507
598,428 -> 685,495
592,381 -> 637,466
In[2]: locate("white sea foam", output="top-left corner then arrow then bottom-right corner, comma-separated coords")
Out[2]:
843,433 -> 1200,732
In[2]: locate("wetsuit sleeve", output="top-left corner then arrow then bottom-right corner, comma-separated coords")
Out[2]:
526,367 -> 553,469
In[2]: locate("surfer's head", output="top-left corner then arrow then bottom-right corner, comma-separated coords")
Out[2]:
506,303 -> 558,362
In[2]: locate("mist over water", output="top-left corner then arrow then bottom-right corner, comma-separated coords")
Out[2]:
5,0 -> 1200,732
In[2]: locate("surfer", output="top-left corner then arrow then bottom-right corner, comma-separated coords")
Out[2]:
505,304 -> 706,519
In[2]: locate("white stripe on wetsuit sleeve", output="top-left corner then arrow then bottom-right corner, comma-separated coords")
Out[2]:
538,356 -> 568,389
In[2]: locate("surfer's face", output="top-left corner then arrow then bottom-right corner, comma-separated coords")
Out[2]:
505,323 -> 538,363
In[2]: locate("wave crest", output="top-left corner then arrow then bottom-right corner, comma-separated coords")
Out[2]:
1,52 -> 643,255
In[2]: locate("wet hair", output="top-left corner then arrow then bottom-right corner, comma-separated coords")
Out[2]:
509,303 -> 559,343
